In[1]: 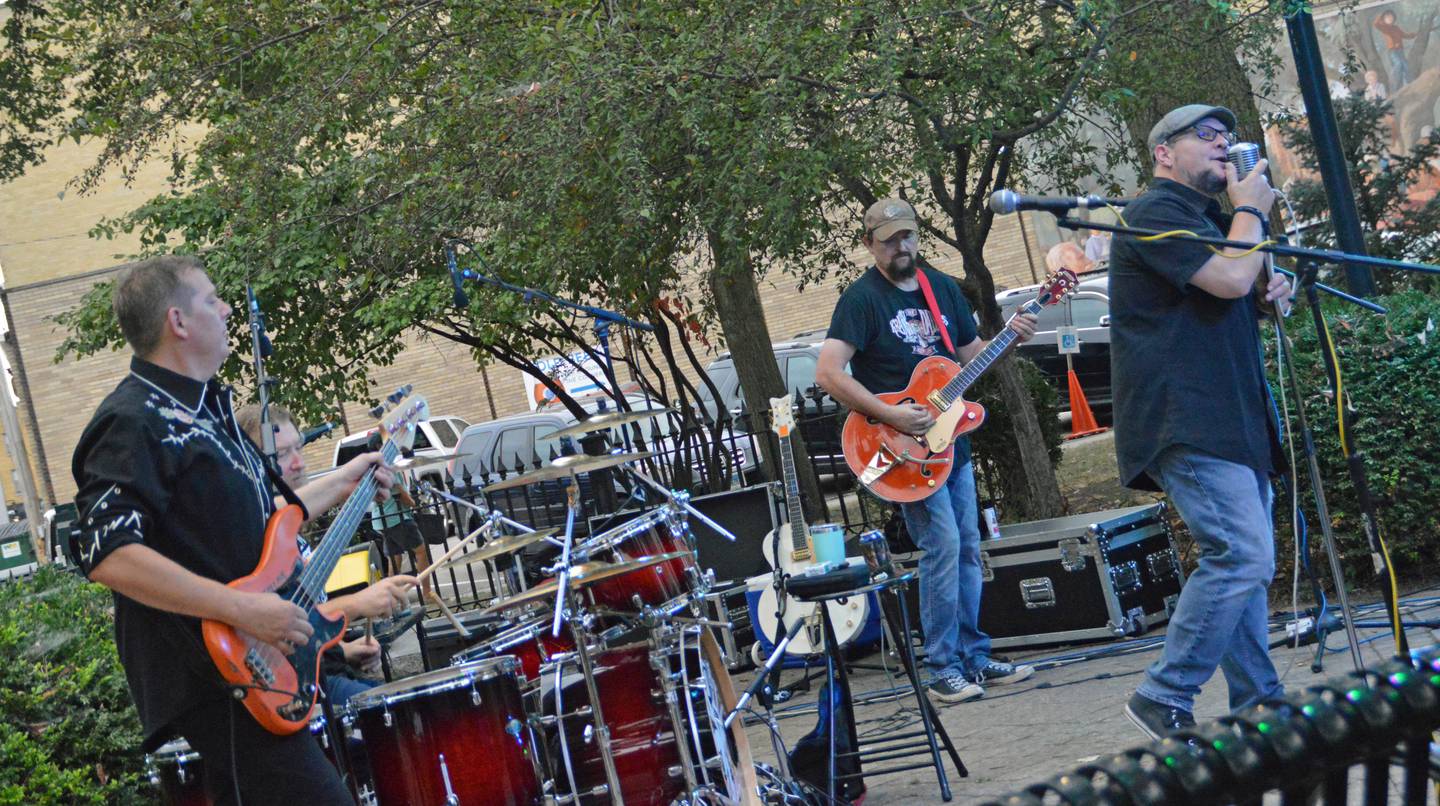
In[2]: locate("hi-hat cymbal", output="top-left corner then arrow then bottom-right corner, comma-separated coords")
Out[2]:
444,528 -> 558,567
481,552 -> 687,615
482,451 -> 652,493
395,451 -> 472,470
548,408 -> 676,440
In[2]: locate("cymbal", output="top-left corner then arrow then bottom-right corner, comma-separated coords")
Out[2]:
444,528 -> 558,566
395,451 -> 472,470
548,408 -> 676,440
482,451 -> 653,493
481,552 -> 688,615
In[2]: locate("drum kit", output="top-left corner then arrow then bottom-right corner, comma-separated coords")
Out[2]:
148,407 -> 761,806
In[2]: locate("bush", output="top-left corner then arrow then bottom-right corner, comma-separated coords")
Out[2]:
1267,290 -> 1440,583
0,567 -> 146,805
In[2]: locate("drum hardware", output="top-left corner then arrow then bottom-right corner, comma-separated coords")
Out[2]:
480,451 -> 654,493
546,408 -> 677,440
394,450 -> 474,471
419,480 -> 541,537
443,527 -> 558,567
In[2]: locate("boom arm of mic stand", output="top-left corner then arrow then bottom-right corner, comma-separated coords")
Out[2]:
724,614 -> 808,730
1052,215 -> 1440,313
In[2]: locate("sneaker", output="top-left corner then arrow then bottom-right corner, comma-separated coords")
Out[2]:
969,659 -> 1034,686
1124,692 -> 1196,740
928,671 -> 984,703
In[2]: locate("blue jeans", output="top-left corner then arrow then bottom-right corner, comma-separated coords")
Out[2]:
323,673 -> 378,709
901,461 -> 991,678
1137,445 -> 1283,713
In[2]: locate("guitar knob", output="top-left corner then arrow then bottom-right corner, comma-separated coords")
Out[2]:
927,480 -> 936,488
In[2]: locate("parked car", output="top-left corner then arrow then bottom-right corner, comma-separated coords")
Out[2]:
695,333 -> 849,476
330,415 -> 472,487
450,392 -> 751,540
996,273 -> 1111,420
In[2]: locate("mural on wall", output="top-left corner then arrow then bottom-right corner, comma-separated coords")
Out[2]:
1261,1 -> 1440,202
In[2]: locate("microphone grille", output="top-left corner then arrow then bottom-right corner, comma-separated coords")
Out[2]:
1227,142 -> 1261,180
988,189 -> 1017,214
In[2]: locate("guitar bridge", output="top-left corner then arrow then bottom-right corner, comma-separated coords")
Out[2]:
859,447 -> 898,486
244,648 -> 276,687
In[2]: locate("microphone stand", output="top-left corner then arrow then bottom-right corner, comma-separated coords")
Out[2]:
1054,215 -> 1440,670
246,285 -> 278,461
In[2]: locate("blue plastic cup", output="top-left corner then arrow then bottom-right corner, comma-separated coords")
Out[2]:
810,522 -> 845,566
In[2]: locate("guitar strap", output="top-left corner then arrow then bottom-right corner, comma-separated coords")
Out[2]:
913,267 -> 957,359
261,458 -> 310,522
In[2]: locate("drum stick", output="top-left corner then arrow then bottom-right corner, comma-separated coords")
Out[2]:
415,521 -> 492,584
428,592 -> 471,639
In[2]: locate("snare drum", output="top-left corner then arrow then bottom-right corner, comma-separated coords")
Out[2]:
579,506 -> 697,610
349,656 -> 542,806
145,737 -> 209,806
451,613 -> 576,681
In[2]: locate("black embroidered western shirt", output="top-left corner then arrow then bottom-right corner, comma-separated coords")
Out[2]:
71,357 -> 276,749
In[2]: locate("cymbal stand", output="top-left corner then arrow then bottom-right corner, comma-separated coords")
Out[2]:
419,481 -> 539,535
553,472 -> 626,805
420,481 -> 541,596
624,466 -> 738,544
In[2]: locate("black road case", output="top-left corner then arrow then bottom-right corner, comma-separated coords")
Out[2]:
978,502 -> 1184,649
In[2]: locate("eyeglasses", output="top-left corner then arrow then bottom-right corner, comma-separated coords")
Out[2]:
1169,124 -> 1235,146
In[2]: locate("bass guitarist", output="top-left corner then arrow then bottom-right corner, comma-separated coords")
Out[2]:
71,255 -> 414,804
816,198 -> 1038,704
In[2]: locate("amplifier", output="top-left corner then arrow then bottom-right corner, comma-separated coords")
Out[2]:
587,483 -> 780,585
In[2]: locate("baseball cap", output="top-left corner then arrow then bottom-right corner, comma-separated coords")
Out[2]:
863,198 -> 918,241
1147,104 -> 1238,150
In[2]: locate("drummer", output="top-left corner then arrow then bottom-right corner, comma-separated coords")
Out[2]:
236,404 -> 384,707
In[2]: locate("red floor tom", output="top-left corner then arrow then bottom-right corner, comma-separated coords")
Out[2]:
349,656 -> 542,806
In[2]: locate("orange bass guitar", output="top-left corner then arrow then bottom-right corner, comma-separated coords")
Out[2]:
202,388 -> 428,735
840,270 -> 1076,503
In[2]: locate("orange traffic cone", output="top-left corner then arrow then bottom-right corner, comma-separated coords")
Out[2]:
1065,368 -> 1107,439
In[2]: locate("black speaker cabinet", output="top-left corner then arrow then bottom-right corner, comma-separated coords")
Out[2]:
587,484 -> 779,584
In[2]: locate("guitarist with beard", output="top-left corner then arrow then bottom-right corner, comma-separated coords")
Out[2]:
816,199 -> 1038,705
71,255 -> 413,804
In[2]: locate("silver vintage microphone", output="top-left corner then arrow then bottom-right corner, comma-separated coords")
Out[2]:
1227,142 -> 1262,180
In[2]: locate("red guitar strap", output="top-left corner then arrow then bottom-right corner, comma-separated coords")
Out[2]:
913,268 -> 957,359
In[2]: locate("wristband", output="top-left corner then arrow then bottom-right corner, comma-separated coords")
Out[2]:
1233,205 -> 1268,233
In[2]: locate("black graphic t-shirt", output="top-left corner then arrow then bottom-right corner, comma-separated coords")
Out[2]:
71,357 -> 277,750
828,264 -> 979,464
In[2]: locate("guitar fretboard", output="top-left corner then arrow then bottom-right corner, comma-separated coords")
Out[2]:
294,432 -> 402,604
778,431 -> 810,558
933,298 -> 1044,410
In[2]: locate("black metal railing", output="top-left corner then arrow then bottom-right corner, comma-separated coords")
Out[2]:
981,651 -> 1440,805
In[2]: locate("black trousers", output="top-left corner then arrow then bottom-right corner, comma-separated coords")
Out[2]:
170,696 -> 354,806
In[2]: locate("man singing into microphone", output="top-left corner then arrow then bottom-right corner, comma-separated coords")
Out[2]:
817,199 -> 1038,703
1110,105 -> 1291,738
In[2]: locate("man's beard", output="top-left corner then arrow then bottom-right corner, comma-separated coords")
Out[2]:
1191,165 -> 1226,195
889,254 -> 917,280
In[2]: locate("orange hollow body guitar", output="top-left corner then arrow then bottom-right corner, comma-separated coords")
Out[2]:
202,389 -> 428,735
841,270 -> 1076,503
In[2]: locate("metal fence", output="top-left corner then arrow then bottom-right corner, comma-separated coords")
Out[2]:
304,394 -> 1017,619
981,651 -> 1440,805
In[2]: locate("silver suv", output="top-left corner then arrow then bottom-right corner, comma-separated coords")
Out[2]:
996,273 -> 1111,419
